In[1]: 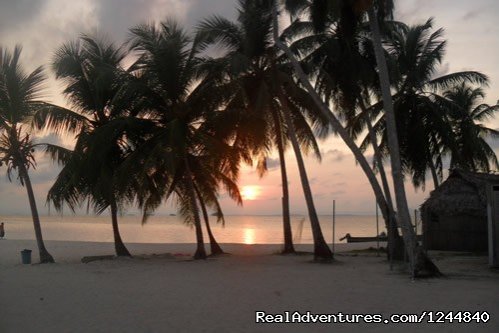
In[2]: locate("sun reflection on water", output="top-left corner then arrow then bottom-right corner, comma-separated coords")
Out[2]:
243,228 -> 255,244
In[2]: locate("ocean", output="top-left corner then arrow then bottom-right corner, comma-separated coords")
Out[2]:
0,214 -> 417,245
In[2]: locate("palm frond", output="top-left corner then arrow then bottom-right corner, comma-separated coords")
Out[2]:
428,71 -> 488,91
31,103 -> 90,135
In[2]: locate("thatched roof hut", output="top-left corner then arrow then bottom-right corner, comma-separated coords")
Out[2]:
421,169 -> 499,252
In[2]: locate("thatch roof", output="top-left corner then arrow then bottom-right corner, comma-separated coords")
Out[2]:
421,169 -> 499,217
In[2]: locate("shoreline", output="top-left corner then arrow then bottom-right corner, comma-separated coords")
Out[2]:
0,239 -> 386,265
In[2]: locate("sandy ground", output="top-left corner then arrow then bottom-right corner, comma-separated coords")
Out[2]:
1,239 -> 498,333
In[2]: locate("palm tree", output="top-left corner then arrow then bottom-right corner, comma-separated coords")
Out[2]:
287,4 -> 405,259
124,19 -> 242,259
274,1 -> 398,258
277,0 -> 444,276
197,0 -> 333,260
193,182 -> 226,255
34,36 -> 135,257
354,19 -> 488,189
364,2 -> 422,277
444,84 -> 499,171
0,46 -> 55,263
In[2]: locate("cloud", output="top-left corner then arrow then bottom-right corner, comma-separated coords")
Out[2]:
265,157 -> 280,170
93,0 -> 237,43
323,149 -> 346,162
29,149 -> 63,185
0,0 -> 46,33
462,9 -> 482,21
36,133 -> 63,146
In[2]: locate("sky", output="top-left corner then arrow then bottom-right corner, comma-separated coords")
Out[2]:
0,0 -> 498,216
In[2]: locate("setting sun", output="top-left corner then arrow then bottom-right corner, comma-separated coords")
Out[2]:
241,185 -> 261,201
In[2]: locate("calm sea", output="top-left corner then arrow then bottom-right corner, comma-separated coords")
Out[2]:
0,214 -> 413,245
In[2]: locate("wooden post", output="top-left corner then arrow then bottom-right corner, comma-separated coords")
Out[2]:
414,209 -> 417,245
487,185 -> 499,267
332,199 -> 336,255
376,202 -> 380,257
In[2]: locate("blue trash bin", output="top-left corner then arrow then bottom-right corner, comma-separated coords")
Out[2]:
21,249 -> 32,264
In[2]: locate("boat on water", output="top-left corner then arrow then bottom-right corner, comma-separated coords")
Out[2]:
340,232 -> 423,243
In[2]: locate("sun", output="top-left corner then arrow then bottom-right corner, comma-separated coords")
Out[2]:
241,185 -> 261,201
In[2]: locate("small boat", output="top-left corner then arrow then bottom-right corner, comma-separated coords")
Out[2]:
340,233 -> 423,243
340,233 -> 387,243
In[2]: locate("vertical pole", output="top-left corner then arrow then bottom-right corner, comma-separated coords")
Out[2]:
487,184 -> 499,267
414,209 -> 418,244
332,199 -> 336,255
376,201 -> 380,257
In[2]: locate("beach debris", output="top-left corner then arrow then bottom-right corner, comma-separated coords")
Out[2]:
81,255 -> 116,263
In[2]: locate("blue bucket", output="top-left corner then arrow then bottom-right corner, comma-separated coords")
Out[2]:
21,249 -> 32,264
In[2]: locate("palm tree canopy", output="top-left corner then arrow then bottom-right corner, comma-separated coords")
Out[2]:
349,19 -> 491,188
0,46 -> 67,182
284,0 -> 394,33
0,46 -> 46,125
196,0 -> 328,169
118,19 -> 242,224
45,35 -> 139,213
444,83 -> 499,172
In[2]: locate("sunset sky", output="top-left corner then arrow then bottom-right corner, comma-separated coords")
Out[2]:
0,0 -> 498,216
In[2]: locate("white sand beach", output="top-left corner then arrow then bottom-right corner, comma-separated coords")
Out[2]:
1,240 -> 498,333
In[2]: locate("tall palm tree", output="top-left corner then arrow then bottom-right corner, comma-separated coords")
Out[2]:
365,1 -> 422,277
277,0 -> 443,276
197,0 -> 333,260
34,36 -> 135,257
124,19 -> 242,259
0,46 -> 55,263
274,1 -> 397,257
354,19 -> 488,190
288,4 -> 405,259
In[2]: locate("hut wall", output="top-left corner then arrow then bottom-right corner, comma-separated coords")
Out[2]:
425,214 -> 488,252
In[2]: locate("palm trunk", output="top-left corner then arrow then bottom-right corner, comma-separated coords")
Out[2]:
184,158 -> 207,260
429,158 -> 440,189
193,184 -> 225,255
279,93 -> 332,260
367,7 -> 440,277
272,2 -> 390,252
109,198 -> 131,257
360,100 -> 404,261
19,164 -> 55,263
271,108 -> 295,254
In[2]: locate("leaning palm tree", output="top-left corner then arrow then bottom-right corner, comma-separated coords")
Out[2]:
0,46 -> 55,263
275,0 -> 396,259
124,19 -> 242,259
33,36 -> 135,257
288,4 -> 404,259
197,0 -> 333,259
193,182 -> 226,255
277,0 -> 443,276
